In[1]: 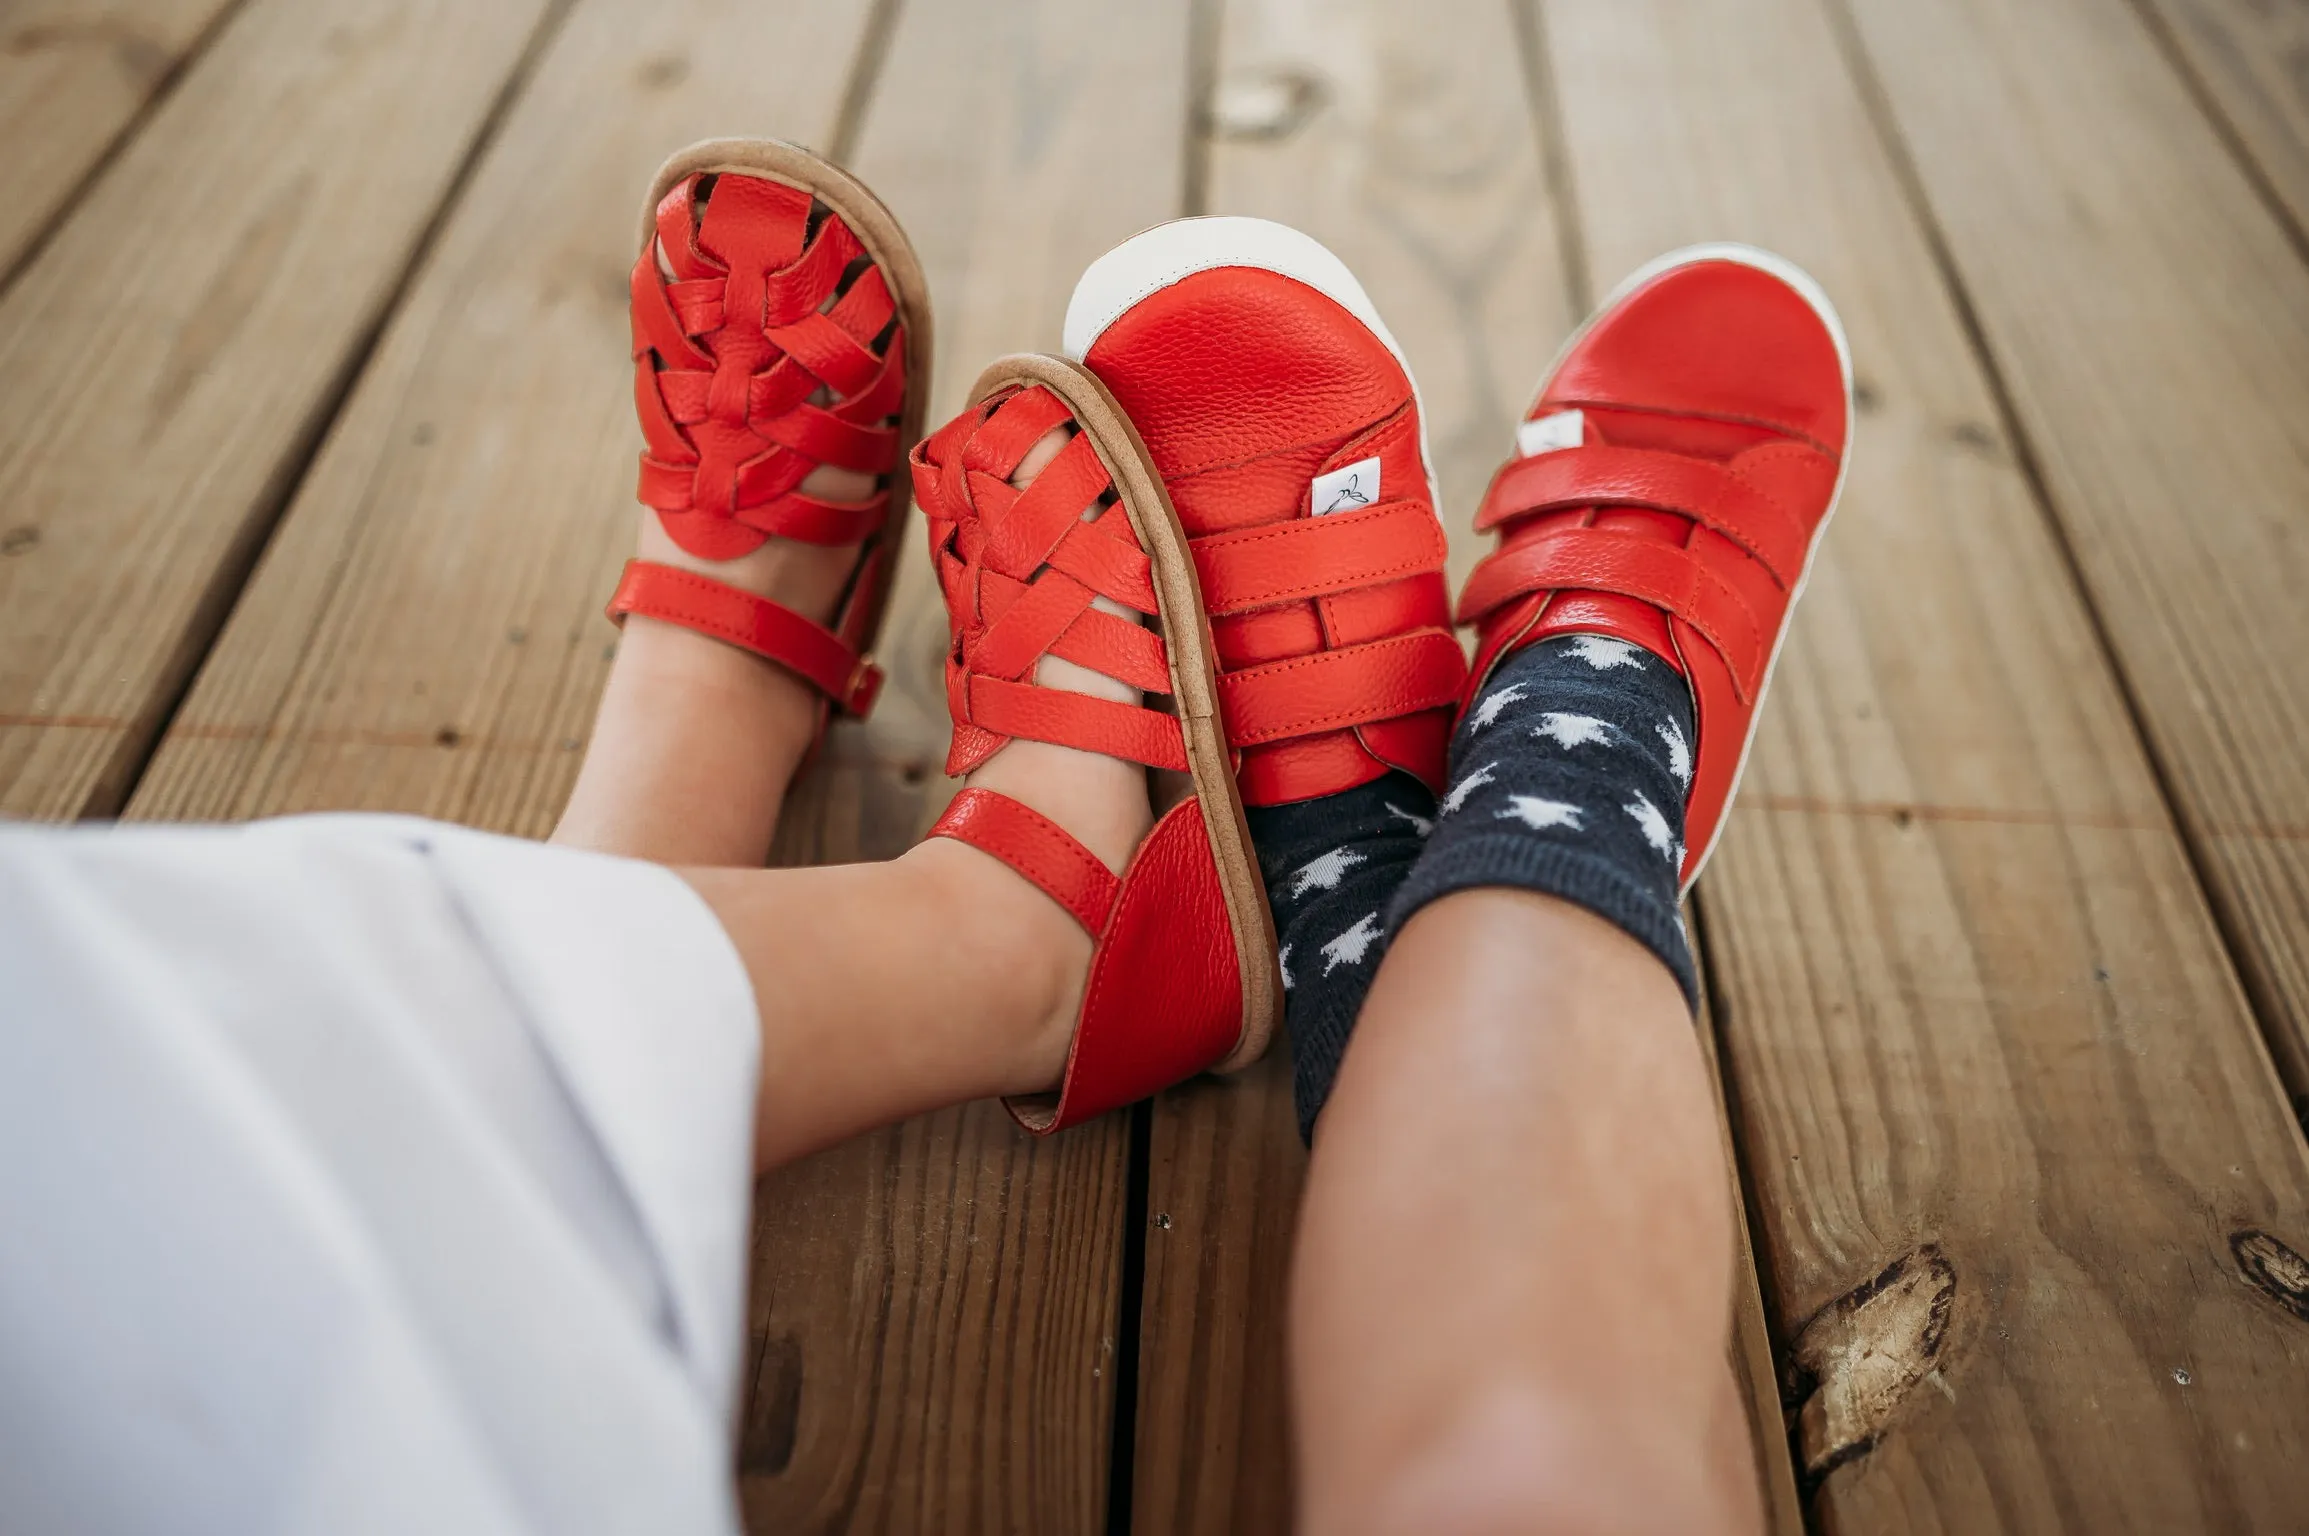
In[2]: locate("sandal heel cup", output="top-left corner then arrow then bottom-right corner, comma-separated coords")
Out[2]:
931,791 -> 1247,1135
1017,795 -> 1244,1132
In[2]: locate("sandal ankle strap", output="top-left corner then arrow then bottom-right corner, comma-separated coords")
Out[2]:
606,558 -> 883,717
927,788 -> 1119,935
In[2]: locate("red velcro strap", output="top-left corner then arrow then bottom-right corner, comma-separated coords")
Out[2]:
1217,629 -> 1465,746
1477,445 -> 1810,588
606,560 -> 882,716
928,788 -> 1120,935
1191,499 -> 1448,615
1457,528 -> 1765,698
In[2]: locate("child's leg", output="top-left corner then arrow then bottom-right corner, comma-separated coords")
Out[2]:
1290,888 -> 1758,1536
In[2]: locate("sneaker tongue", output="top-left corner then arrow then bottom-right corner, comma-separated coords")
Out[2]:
1307,406 -> 1426,518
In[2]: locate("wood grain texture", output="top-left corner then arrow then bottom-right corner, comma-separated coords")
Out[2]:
126,0 -> 869,831
1132,1048 -> 1304,1535
1695,971 -> 1808,1536
743,6 -> 1199,1527
132,0 -> 1195,1524
1139,4 -> 1806,1525
1536,0 -> 2309,1525
1131,4 -> 1574,1524
736,1104 -> 1131,1534
1841,0 -> 2309,1130
2136,0 -> 2309,242
0,0 -> 241,281
0,0 -> 549,821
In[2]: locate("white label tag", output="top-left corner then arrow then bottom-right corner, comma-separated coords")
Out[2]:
1311,456 -> 1381,515
1516,409 -> 1585,457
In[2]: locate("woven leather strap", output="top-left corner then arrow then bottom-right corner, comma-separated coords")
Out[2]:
631,172 -> 907,561
911,385 -> 1189,776
927,788 -> 1120,935
606,559 -> 884,716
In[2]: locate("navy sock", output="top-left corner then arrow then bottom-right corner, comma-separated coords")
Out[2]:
1245,771 -> 1437,1143
1388,633 -> 1700,1006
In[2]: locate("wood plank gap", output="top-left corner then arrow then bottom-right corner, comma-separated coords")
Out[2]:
102,0 -> 581,819
1812,0 -> 2309,1133
0,0 -> 252,298
1533,0 -> 2309,1520
1105,1100 -> 1153,1536
826,0 -> 906,166
1179,0 -> 1225,218
1690,889 -> 1812,1536
1507,0 -> 1593,315
2118,0 -> 2309,272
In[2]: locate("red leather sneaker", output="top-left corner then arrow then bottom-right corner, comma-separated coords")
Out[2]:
911,355 -> 1278,1134
1062,219 -> 1467,807
609,139 -> 929,748
1456,245 -> 1852,889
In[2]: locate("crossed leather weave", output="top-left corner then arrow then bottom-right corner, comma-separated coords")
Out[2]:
630,172 -> 908,561
911,386 -> 1189,777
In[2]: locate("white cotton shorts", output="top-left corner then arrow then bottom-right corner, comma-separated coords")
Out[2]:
0,815 -> 762,1536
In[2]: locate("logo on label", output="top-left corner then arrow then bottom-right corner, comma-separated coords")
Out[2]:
1515,409 -> 1585,457
1311,456 -> 1382,516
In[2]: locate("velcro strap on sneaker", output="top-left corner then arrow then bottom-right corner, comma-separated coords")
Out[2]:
1477,444 -> 1811,588
1217,628 -> 1467,746
1190,498 -> 1448,615
1456,529 -> 1766,700
927,787 -> 1121,936
606,559 -> 883,716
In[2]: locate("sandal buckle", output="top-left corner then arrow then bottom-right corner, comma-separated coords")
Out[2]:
844,656 -> 885,718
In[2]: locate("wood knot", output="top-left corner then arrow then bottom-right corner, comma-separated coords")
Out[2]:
738,1332 -> 803,1476
1788,1244 -> 1958,1484
2231,1230 -> 2309,1323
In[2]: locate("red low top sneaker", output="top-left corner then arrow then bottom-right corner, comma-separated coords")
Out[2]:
1064,219 -> 1467,806
1456,245 -> 1852,889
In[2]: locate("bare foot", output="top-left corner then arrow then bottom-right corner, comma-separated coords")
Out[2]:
554,195 -> 880,867
897,423 -> 1158,1094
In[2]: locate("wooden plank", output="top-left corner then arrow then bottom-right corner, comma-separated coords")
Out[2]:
1534,0 -> 2309,1525
1132,3 -> 1575,1524
2135,0 -> 2309,243
0,0 -> 550,821
1136,4 -> 1804,1526
743,3 -> 1198,1528
1133,1051 -> 1303,1535
0,0 -> 242,282
130,0 -> 1195,1528
124,0 -> 869,832
1694,965 -> 1808,1536
1841,0 -> 2309,1130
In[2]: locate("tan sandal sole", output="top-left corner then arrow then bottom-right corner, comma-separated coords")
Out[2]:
637,138 -> 935,682
965,353 -> 1282,1078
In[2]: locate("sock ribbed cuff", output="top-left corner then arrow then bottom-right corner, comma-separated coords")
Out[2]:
1386,831 -> 1697,1007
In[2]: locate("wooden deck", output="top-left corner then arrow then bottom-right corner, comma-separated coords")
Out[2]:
7,0 -> 2309,1528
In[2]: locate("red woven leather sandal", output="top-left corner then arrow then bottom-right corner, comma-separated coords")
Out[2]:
912,354 -> 1279,1134
1061,218 -> 1466,809
1456,244 -> 1853,889
608,139 -> 930,746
